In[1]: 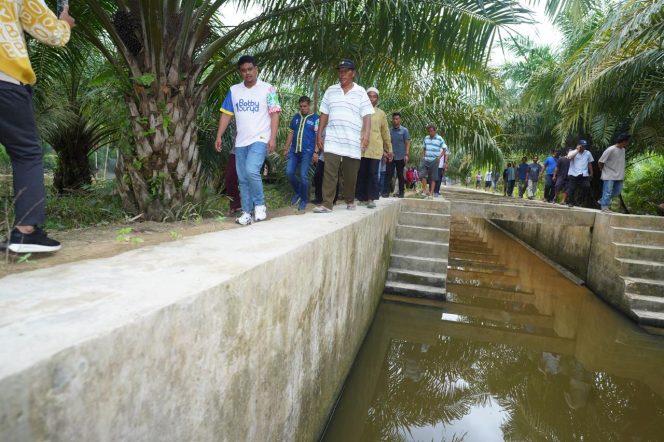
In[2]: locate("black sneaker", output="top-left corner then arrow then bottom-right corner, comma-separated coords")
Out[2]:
8,227 -> 61,253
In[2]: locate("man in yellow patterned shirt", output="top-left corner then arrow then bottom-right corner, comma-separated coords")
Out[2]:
0,0 -> 74,252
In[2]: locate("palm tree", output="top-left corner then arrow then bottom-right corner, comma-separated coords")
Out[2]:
555,0 -> 664,152
71,0 -> 530,219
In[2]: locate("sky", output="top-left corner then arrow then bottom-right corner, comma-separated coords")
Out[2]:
490,0 -> 563,65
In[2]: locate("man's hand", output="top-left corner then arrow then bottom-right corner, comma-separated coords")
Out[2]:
404,153 -> 409,162
312,152 -> 319,164
361,134 -> 369,151
59,6 -> 76,28
283,148 -> 290,159
215,137 -> 222,153
316,135 -> 324,152
268,139 -> 276,154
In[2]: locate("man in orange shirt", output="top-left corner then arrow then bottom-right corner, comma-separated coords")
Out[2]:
0,0 -> 75,252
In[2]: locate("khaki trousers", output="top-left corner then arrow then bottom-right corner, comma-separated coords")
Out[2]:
322,152 -> 360,209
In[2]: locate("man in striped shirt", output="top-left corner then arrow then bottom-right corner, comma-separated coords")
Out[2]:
420,124 -> 447,199
314,59 -> 374,212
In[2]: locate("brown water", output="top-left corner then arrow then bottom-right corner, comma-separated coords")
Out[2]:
322,218 -> 664,442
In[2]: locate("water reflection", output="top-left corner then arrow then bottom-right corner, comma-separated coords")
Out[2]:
323,218 -> 664,442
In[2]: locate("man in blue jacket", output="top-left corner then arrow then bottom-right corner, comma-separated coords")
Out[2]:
282,96 -> 319,213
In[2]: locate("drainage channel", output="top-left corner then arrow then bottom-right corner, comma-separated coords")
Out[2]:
321,217 -> 664,442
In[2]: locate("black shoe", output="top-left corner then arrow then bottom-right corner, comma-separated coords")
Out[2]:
8,227 -> 61,253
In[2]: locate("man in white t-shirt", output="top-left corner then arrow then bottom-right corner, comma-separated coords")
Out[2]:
215,55 -> 281,225
313,59 -> 374,212
598,133 -> 631,211
566,139 -> 594,207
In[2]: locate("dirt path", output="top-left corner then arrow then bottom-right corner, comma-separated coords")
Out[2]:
0,207 -> 298,278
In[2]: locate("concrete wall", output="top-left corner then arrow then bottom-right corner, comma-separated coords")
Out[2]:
492,220 -> 593,279
0,201 -> 399,442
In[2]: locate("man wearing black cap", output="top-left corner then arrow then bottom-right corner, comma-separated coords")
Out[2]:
314,59 -> 374,213
566,139 -> 594,207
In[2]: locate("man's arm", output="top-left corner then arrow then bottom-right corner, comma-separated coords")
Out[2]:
215,113 -> 232,152
316,113 -> 329,152
268,112 -> 279,153
553,165 -> 559,181
361,115 -> 371,151
283,132 -> 294,158
381,117 -> 392,155
22,2 -> 74,46
567,147 -> 580,159
405,139 -> 411,161
588,161 -> 594,177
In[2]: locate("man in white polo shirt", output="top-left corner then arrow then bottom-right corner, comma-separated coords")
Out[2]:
566,139 -> 594,207
314,59 -> 374,212
215,55 -> 281,225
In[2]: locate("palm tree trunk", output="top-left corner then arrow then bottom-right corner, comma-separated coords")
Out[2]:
115,88 -> 203,220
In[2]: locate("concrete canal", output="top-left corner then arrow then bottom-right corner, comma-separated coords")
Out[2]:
322,217 -> 664,442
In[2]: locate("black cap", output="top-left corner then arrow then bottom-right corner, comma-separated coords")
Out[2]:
337,59 -> 356,70
578,139 -> 588,146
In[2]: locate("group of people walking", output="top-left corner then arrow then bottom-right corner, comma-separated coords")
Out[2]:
217,56 -> 450,225
494,134 -> 632,210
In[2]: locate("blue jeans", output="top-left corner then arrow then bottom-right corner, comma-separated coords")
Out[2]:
600,179 -> 623,209
286,150 -> 314,205
235,142 -> 267,213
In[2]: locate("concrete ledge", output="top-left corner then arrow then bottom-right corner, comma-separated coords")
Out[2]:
0,201 -> 399,441
451,201 -> 597,226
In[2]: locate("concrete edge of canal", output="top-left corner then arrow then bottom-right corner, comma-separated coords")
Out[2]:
0,200 -> 399,442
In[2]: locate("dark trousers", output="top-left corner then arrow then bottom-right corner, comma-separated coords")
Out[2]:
386,159 -> 405,196
356,158 -> 380,201
0,82 -> 45,226
322,153 -> 360,209
506,179 -> 515,196
566,175 -> 590,206
544,174 -> 555,201
313,160 -> 324,203
434,167 -> 445,194
224,153 -> 241,211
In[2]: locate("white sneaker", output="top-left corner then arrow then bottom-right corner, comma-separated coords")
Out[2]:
235,212 -> 252,226
255,205 -> 267,221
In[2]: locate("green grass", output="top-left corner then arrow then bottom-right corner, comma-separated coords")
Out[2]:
44,181 -> 127,230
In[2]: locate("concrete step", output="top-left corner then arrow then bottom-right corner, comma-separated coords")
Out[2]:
447,269 -> 523,288
611,227 -> 664,246
642,325 -> 664,336
614,243 -> 664,262
384,280 -> 445,300
631,309 -> 664,328
389,254 -> 448,273
401,198 -> 450,214
446,284 -> 536,306
622,276 -> 664,298
396,225 -> 450,243
616,258 -> 664,279
449,251 -> 501,263
398,211 -> 450,229
609,214 -> 664,231
447,258 -> 510,273
626,293 -> 664,312
392,238 -> 449,257
387,268 -> 446,287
